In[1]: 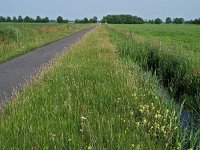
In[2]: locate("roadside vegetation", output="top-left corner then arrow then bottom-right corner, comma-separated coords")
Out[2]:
0,23 -> 92,64
107,24 -> 200,148
107,24 -> 200,113
0,26 -> 198,149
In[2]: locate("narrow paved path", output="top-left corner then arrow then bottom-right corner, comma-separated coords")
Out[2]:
0,27 -> 95,107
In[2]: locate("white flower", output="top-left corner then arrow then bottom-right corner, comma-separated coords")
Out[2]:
81,116 -> 87,120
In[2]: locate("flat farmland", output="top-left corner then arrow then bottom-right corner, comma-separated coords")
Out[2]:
115,24 -> 200,53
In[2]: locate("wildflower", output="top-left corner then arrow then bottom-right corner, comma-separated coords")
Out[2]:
81,116 -> 87,120
133,93 -> 136,97
130,111 -> 134,115
136,122 -> 140,128
143,119 -> 147,124
136,144 -> 141,150
88,145 -> 92,150
161,126 -> 165,132
139,109 -> 144,113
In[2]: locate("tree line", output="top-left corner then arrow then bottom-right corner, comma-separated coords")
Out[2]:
147,17 -> 200,24
0,15 -> 199,25
0,16 -> 50,23
101,15 -> 144,24
75,16 -> 98,23
0,15 -> 98,24
0,16 -> 69,23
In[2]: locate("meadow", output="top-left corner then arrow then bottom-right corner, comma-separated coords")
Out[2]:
107,24 -> 200,114
0,25 -> 199,149
115,24 -> 200,53
0,23 -> 91,64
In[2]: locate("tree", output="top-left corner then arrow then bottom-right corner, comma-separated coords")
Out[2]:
83,17 -> 89,23
75,19 -> 80,23
166,17 -> 172,24
43,17 -> 49,23
148,19 -> 154,24
24,16 -> 31,22
101,14 -> 144,24
12,16 -> 18,22
36,16 -> 42,23
193,18 -> 200,24
18,16 -> 23,22
92,16 -> 97,23
6,17 -> 12,22
57,16 -> 64,23
0,16 -> 6,22
173,18 -> 184,24
155,18 -> 162,24
64,19 -> 69,23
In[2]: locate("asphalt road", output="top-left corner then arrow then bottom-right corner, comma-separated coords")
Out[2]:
0,26 -> 95,108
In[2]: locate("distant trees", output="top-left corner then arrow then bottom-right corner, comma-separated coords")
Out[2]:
24,16 -> 33,23
185,18 -> 200,24
75,16 -> 98,23
89,16 -> 98,23
101,15 -> 144,24
193,18 -> 200,24
56,16 -> 68,23
36,16 -> 42,23
18,16 -> 23,22
12,16 -> 18,22
155,18 -> 162,24
43,17 -> 49,23
0,15 -> 199,25
173,18 -> 184,24
6,17 -> 12,22
0,16 -> 6,22
166,17 -> 172,24
0,15 -> 50,23
57,16 -> 63,23
83,17 -> 89,23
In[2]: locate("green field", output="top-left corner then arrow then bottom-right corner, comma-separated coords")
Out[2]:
0,25 -> 199,149
108,24 -> 200,113
0,23 -> 91,64
115,24 -> 200,53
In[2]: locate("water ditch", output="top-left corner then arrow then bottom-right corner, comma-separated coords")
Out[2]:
158,85 -> 199,149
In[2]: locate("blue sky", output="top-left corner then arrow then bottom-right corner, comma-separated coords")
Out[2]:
0,0 -> 199,20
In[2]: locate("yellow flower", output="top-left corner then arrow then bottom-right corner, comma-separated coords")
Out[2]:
88,145 -> 92,150
143,119 -> 147,124
136,122 -> 140,127
136,144 -> 141,150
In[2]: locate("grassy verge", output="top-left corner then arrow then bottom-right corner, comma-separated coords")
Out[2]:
0,23 -> 92,64
0,26 -> 197,149
107,25 -> 200,114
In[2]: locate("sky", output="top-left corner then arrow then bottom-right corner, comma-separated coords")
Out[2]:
0,0 -> 199,21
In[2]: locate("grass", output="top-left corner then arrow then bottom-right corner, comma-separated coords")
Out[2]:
115,24 -> 200,53
0,23 -> 92,64
107,25 -> 200,113
107,24 -> 200,149
0,25 -> 197,149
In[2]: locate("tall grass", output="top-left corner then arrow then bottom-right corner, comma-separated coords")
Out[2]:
0,26 -> 194,149
107,25 -> 200,114
0,23 -> 92,64
107,24 -> 200,149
